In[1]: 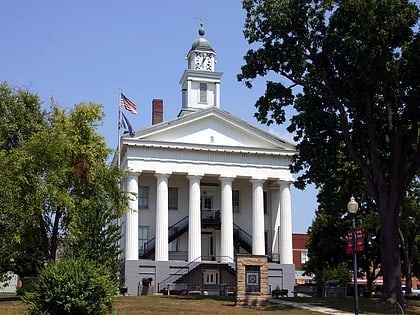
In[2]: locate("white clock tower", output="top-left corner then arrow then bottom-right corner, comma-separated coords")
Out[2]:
179,25 -> 223,116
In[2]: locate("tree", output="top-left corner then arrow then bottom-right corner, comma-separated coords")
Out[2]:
304,156 -> 382,294
400,174 -> 420,295
0,83 -> 128,283
238,0 -> 420,304
0,82 -> 47,280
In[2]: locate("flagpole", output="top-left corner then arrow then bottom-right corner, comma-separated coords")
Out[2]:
117,88 -> 122,169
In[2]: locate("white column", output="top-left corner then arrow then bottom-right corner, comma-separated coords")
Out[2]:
125,174 -> 139,260
251,179 -> 265,255
215,82 -> 221,108
187,175 -> 202,262
155,173 -> 169,261
220,177 -> 234,263
279,181 -> 293,264
270,184 -> 281,262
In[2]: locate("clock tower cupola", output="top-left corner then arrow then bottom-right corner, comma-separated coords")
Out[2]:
179,24 -> 223,116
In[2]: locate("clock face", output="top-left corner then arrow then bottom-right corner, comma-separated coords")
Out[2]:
204,56 -> 212,71
194,53 -> 205,69
194,52 -> 212,70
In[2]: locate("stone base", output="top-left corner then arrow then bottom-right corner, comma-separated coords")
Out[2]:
236,294 -> 270,307
235,255 -> 270,307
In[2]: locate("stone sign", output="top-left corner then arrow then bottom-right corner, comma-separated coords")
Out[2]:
236,254 -> 270,307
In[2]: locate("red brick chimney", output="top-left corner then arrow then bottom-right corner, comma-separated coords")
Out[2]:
152,99 -> 163,125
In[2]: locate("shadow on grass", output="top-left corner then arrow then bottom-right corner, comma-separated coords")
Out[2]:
279,296 -> 420,314
0,295 -> 22,303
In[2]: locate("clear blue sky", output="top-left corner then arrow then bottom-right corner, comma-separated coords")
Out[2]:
1,0 -> 317,233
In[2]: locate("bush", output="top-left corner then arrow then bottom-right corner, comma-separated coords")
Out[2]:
316,262 -> 352,288
23,257 -> 116,315
16,277 -> 38,296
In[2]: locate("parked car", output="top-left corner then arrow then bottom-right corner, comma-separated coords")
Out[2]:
402,285 -> 420,296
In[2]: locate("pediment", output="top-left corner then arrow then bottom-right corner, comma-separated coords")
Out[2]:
125,107 -> 295,152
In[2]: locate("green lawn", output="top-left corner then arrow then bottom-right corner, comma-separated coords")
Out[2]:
1,294 -> 420,315
285,296 -> 420,314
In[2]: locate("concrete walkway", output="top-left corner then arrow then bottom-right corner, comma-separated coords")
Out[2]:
270,299 -> 355,315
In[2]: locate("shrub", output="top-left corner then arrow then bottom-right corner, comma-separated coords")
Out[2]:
316,262 -> 352,288
16,277 -> 37,296
23,256 -> 116,315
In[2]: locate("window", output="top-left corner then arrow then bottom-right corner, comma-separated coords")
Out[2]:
301,250 -> 309,264
168,239 -> 178,252
138,226 -> 149,256
168,187 -> 178,210
232,190 -> 240,212
199,83 -> 207,103
202,197 -> 213,210
169,228 -> 178,252
138,186 -> 149,210
263,191 -> 268,214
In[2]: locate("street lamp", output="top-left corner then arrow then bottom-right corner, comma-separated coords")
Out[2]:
347,196 -> 359,315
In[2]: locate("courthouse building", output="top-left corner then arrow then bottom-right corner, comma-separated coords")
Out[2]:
118,26 -> 296,295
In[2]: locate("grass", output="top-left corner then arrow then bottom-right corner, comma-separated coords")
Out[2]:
1,294 -> 420,314
285,296 -> 420,314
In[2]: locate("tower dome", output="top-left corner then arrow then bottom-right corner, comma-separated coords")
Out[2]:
191,24 -> 214,51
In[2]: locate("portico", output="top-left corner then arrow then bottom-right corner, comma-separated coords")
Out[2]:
123,169 -> 293,265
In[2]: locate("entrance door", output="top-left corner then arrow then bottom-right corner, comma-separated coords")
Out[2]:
202,196 -> 213,210
201,233 -> 215,261
203,269 -> 220,285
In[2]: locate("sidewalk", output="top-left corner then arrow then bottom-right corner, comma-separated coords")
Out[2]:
270,299 -> 355,315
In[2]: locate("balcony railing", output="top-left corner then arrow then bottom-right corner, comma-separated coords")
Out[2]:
201,208 -> 220,228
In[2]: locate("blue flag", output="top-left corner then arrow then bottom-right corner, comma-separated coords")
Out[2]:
120,112 -> 135,137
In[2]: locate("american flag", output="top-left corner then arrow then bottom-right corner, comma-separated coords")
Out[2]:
120,93 -> 137,114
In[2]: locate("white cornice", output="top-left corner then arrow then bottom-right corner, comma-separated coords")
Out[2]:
123,139 -> 295,156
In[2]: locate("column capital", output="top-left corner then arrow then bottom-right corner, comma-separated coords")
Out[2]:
155,172 -> 171,179
187,174 -> 203,180
219,176 -> 234,183
279,180 -> 293,190
249,178 -> 265,185
269,179 -> 294,189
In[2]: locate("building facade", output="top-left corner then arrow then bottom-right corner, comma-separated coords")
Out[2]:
119,26 -> 296,296
292,233 -> 314,284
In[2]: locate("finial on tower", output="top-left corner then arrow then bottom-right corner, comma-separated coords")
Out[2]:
195,17 -> 209,36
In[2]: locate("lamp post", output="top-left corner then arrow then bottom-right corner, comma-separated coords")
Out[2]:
347,196 -> 359,315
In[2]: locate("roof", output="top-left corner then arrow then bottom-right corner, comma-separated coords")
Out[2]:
121,106 -> 296,154
190,25 -> 214,52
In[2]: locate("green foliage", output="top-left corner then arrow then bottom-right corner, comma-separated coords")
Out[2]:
16,277 -> 38,297
315,262 -> 352,288
304,155 -> 381,291
64,162 -> 124,282
24,257 -> 115,315
239,0 -> 420,303
0,82 -> 47,277
0,82 -> 128,282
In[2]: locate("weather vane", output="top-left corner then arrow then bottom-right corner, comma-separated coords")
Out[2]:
195,16 -> 209,27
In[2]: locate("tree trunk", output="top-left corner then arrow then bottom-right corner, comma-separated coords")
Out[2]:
379,196 -> 404,305
50,206 -> 62,262
401,226 -> 413,295
38,213 -> 50,259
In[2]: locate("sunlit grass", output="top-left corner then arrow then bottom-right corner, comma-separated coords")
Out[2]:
1,294 -> 420,315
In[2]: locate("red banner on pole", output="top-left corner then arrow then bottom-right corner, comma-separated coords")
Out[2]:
346,227 -> 364,254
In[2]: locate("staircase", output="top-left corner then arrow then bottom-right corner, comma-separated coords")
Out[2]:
140,216 -> 252,258
233,223 -> 252,253
140,216 -> 189,258
158,259 -> 236,295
